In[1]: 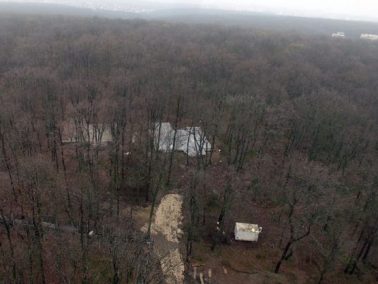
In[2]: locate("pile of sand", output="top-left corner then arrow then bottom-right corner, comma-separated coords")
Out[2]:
154,194 -> 184,243
141,193 -> 185,283
160,248 -> 185,283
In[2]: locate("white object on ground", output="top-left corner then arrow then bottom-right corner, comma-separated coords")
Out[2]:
234,222 -> 262,242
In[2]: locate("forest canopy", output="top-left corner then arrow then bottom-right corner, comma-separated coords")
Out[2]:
0,15 -> 377,283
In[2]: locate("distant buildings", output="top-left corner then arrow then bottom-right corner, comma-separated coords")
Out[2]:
360,33 -> 378,41
331,32 -> 345,38
331,32 -> 378,42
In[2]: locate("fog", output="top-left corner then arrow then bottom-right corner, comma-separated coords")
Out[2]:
2,0 -> 378,21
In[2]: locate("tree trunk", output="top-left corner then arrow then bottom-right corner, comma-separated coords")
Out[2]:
275,239 -> 293,273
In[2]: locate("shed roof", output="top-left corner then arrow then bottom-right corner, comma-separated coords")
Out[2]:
235,222 -> 261,233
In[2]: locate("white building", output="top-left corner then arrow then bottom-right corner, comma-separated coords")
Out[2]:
154,122 -> 175,152
331,32 -> 345,38
62,122 -> 113,145
154,122 -> 212,157
234,223 -> 262,242
360,34 -> 378,41
175,127 -> 212,157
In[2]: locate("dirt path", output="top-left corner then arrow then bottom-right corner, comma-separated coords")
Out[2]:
142,194 -> 185,283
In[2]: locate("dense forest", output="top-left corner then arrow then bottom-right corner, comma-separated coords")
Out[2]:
0,15 -> 377,283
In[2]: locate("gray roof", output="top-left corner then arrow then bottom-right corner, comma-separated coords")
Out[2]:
62,121 -> 113,145
154,122 -> 211,157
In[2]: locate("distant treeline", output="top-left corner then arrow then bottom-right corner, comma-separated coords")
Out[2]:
1,2 -> 378,38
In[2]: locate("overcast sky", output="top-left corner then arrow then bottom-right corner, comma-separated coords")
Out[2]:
170,0 -> 378,20
4,0 -> 378,21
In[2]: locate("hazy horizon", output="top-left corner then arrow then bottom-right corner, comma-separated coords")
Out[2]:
1,0 -> 378,22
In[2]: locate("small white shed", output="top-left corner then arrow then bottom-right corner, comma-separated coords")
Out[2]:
234,223 -> 262,242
